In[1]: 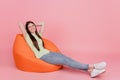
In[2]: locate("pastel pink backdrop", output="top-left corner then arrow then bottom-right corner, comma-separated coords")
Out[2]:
0,0 -> 120,80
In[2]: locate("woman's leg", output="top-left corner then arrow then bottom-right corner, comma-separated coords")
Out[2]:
40,52 -> 106,77
40,52 -> 89,70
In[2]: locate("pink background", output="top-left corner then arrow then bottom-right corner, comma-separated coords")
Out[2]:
0,0 -> 120,80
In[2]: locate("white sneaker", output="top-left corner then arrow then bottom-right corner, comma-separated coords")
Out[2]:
91,69 -> 105,78
94,62 -> 106,70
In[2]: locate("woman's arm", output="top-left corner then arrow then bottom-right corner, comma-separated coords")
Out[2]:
18,22 -> 26,38
37,22 -> 45,36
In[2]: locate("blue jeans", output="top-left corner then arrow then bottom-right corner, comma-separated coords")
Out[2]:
40,52 -> 89,70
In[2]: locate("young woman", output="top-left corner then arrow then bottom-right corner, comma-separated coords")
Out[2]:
18,21 -> 106,78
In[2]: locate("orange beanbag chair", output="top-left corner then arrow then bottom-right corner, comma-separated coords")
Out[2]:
13,34 -> 62,72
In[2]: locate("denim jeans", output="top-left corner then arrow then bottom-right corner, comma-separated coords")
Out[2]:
40,52 -> 89,70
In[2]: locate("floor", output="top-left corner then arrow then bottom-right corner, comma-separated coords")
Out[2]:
1,49 -> 119,80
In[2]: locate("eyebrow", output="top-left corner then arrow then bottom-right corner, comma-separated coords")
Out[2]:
29,24 -> 35,26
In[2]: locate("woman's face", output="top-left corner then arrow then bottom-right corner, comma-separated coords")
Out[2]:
28,23 -> 36,33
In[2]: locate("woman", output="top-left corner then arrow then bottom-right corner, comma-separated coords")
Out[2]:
18,21 -> 106,78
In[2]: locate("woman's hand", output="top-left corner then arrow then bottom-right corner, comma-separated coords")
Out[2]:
19,22 -> 24,27
37,22 -> 45,27
18,22 -> 26,38
37,22 -> 45,36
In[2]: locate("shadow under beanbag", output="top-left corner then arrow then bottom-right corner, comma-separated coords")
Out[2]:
13,34 -> 62,72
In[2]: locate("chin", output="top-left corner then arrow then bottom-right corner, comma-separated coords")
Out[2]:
31,31 -> 35,33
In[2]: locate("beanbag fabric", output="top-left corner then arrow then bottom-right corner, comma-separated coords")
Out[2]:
13,34 -> 62,72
